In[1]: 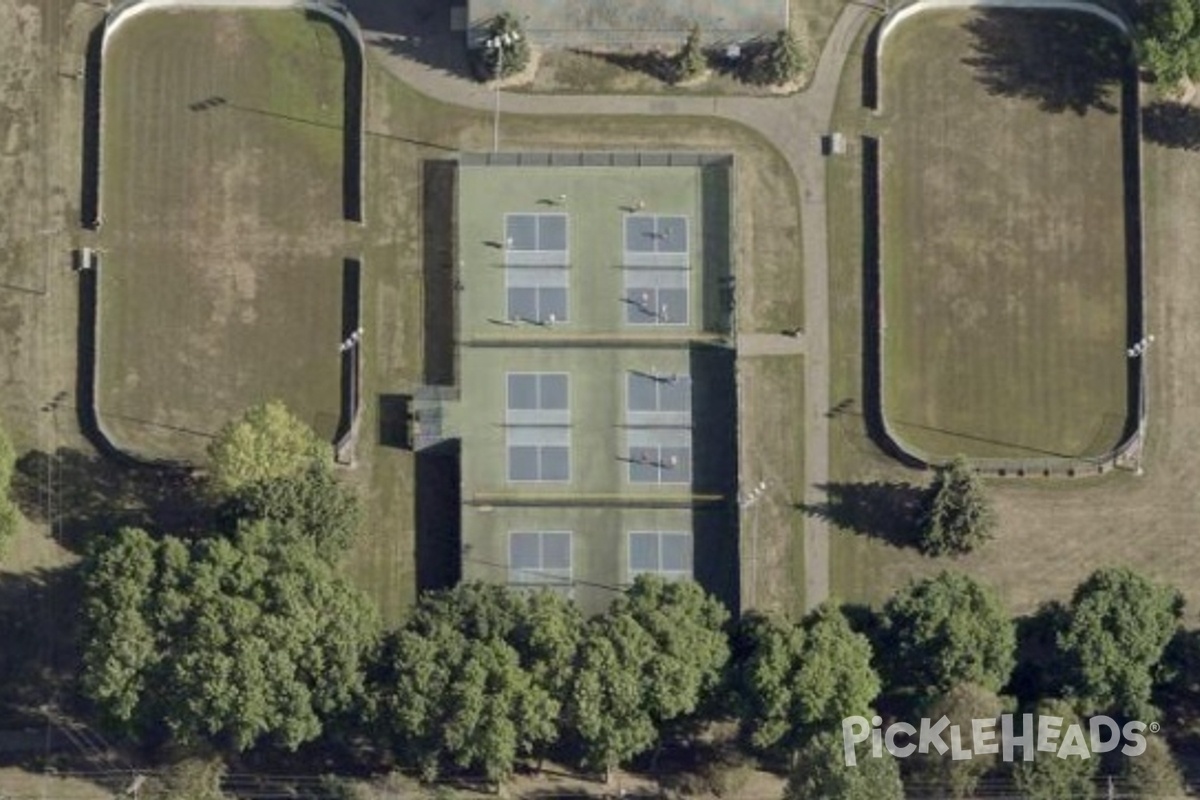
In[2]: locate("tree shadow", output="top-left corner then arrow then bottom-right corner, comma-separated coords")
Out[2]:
1155,628 -> 1200,771
1008,601 -> 1070,705
961,9 -> 1127,115
576,47 -> 682,84
1143,101 -> 1200,150
799,482 -> 930,550
11,448 -> 215,553
0,567 -> 82,711
342,0 -> 475,80
0,567 -> 134,790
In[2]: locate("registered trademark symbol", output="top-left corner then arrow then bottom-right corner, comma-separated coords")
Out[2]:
1149,722 -> 1161,734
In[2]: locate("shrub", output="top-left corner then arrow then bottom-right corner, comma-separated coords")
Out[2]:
472,12 -> 531,81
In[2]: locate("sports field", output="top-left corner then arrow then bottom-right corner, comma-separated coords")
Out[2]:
96,9 -> 348,461
878,10 -> 1131,461
822,17 -> 1200,622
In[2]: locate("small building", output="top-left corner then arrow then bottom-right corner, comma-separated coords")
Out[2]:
467,0 -> 789,50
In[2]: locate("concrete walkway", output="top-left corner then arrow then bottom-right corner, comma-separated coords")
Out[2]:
364,2 -> 879,610
738,332 -> 807,356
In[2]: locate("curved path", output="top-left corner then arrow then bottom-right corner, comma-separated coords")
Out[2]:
365,2 -> 878,610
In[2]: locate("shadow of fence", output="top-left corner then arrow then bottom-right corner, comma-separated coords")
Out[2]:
334,258 -> 363,463
422,159 -> 458,386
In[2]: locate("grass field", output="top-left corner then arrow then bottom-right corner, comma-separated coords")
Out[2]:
878,11 -> 1130,460
96,10 -> 348,461
738,355 -> 805,616
822,13 -> 1200,622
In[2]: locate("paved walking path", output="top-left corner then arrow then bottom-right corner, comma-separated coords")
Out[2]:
737,332 -> 807,357
363,2 -> 879,610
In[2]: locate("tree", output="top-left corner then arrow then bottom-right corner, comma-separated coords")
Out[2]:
732,612 -> 805,750
207,401 -> 328,496
733,606 -> 880,752
475,12 -> 531,81
1058,567 -> 1181,715
566,577 -> 730,777
406,582 -> 581,690
566,612 -> 660,780
1156,628 -> 1200,731
1135,0 -> 1200,88
784,730 -> 904,800
620,575 -> 730,722
1121,733 -> 1186,798
762,29 -> 806,85
881,571 -> 1016,696
382,628 -> 556,783
1010,699 -> 1096,800
80,522 -> 379,750
675,23 -> 706,82
229,464 -> 360,558
515,588 -> 585,698
374,584 -> 569,782
907,683 -> 1009,799
140,757 -> 229,800
919,456 -> 995,556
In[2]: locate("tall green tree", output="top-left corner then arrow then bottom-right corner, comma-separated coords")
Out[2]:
1010,699 -> 1096,800
374,584 -> 571,782
566,577 -> 730,777
784,731 -> 904,800
207,401 -> 328,496
566,612 -> 660,780
732,612 -> 805,750
1121,733 -> 1186,798
476,12 -> 530,80
1058,567 -> 1181,715
733,605 -> 879,752
1136,0 -> 1200,88
80,522 -> 379,750
763,29 -> 806,85
919,455 -> 995,556
620,575 -> 730,722
229,464 -> 360,558
881,571 -> 1016,696
907,683 -> 1010,799
380,626 -> 556,783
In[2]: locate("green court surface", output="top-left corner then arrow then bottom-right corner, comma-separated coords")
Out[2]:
453,159 -> 739,613
457,163 -> 733,339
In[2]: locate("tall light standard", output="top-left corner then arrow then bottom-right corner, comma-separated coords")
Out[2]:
485,30 -> 521,153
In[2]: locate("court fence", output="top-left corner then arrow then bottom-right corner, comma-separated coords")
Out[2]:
459,151 -> 735,169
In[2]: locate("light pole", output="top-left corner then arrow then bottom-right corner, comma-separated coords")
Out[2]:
485,31 -> 521,153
